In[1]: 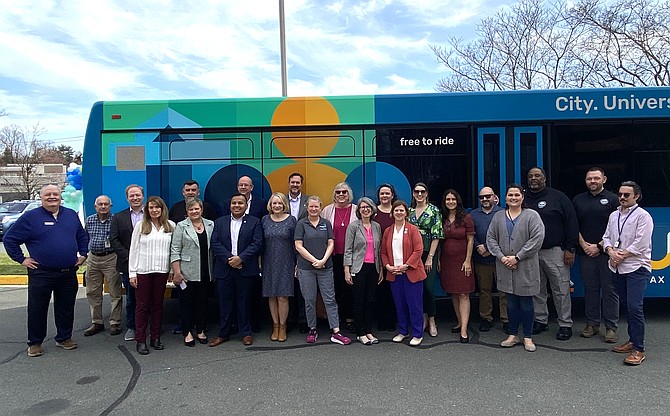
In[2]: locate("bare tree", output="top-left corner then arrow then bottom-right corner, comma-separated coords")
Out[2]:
432,0 -> 670,91
569,0 -> 670,86
0,124 -> 52,199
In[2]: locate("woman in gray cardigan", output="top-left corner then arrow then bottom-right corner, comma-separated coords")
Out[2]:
170,199 -> 215,347
486,185 -> 545,352
344,197 -> 383,345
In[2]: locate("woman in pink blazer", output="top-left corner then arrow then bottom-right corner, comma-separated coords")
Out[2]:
381,200 -> 427,346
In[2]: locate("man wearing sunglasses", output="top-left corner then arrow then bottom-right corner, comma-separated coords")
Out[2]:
602,181 -> 653,365
524,167 -> 579,341
572,168 -> 620,343
470,187 -> 507,333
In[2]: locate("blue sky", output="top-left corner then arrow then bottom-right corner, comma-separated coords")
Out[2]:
0,0 -> 515,152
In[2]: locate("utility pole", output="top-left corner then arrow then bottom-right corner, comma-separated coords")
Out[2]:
279,0 -> 287,97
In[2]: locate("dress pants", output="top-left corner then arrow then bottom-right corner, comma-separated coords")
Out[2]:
180,280 -> 209,336
390,273 -> 424,338
332,254 -> 353,322
421,251 -> 437,317
134,273 -> 168,343
86,253 -> 122,325
27,267 -> 78,345
351,263 -> 377,336
120,272 -> 136,330
216,270 -> 257,338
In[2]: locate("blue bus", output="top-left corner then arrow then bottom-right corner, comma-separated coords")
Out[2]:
83,87 -> 670,296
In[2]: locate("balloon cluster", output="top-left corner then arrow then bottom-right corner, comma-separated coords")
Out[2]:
62,162 -> 83,211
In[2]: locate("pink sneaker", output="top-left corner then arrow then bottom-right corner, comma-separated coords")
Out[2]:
330,331 -> 351,345
306,328 -> 318,343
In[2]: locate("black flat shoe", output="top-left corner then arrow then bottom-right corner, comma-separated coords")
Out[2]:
197,336 -> 208,345
136,342 -> 149,355
460,335 -> 469,343
150,339 -> 164,350
451,326 -> 461,334
184,338 -> 195,347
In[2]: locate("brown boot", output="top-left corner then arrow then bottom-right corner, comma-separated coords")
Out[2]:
271,323 -> 279,341
278,324 -> 287,342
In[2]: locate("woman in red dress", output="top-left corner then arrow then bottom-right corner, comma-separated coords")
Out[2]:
438,189 -> 475,343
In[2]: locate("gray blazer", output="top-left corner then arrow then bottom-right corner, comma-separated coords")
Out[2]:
486,209 -> 545,296
170,217 -> 215,282
343,220 -> 382,274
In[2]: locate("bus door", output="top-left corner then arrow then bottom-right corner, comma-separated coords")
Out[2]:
513,126 -> 543,184
477,126 -> 543,203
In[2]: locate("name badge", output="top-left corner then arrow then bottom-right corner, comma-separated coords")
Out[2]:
614,241 -> 621,249
44,221 -> 55,226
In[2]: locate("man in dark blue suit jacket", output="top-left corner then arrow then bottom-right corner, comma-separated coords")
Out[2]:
209,193 -> 263,347
221,175 -> 267,219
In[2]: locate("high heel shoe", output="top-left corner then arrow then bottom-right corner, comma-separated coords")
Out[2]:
429,324 -> 438,337
460,334 -> 469,343
271,323 -> 280,341
197,334 -> 208,344
184,338 -> 195,347
277,324 -> 287,342
451,326 -> 461,334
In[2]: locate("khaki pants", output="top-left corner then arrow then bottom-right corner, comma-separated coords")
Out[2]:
86,253 -> 122,325
474,263 -> 507,323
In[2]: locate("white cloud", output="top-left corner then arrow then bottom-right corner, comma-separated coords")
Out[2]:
0,0 -> 516,152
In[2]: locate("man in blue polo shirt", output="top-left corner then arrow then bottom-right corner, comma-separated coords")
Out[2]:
4,184 -> 89,357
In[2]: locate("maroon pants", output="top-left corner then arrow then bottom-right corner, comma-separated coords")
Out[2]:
135,273 -> 168,343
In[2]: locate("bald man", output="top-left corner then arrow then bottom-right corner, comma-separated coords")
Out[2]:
222,176 -> 267,219
84,195 -> 123,337
470,186 -> 508,332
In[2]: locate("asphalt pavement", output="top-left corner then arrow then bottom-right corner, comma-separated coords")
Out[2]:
1,286 -> 669,416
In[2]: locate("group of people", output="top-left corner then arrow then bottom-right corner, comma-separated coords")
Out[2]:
4,167 -> 653,366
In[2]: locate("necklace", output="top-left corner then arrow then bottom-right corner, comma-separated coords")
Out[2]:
335,206 -> 349,227
193,222 -> 204,232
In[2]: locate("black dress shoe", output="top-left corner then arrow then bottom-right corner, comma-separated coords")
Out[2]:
197,336 -> 208,345
532,321 -> 548,335
136,343 -> 149,355
184,338 -> 195,347
479,320 -> 493,332
150,339 -> 164,350
460,335 -> 469,343
556,327 -> 573,341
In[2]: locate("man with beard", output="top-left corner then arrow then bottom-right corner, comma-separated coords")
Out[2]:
524,167 -> 578,341
572,168 -> 619,343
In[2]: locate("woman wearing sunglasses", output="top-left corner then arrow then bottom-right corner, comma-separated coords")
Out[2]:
409,182 -> 444,337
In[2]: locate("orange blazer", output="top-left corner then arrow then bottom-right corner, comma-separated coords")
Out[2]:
381,222 -> 426,283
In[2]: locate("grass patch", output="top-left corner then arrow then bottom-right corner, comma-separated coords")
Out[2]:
0,252 -> 87,275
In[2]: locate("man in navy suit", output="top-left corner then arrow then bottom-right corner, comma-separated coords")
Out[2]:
222,176 -> 266,219
209,193 -> 263,347
110,184 -> 145,342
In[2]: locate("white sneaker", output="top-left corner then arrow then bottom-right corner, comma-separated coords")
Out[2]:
392,334 -> 408,343
124,328 -> 136,341
409,337 -> 423,346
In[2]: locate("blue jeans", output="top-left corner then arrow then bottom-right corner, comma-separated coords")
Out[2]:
613,267 -> 649,352
506,293 -> 534,339
120,272 -> 136,329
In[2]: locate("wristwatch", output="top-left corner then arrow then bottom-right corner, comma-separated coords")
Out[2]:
596,243 -> 603,252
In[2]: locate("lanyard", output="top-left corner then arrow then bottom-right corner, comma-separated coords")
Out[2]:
616,206 -> 638,245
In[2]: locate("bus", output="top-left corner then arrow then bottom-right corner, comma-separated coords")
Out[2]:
82,87 -> 670,297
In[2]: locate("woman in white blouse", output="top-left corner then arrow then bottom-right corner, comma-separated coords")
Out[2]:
129,196 -> 175,355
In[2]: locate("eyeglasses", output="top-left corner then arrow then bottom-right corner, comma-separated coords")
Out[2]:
478,194 -> 493,200
413,189 -> 426,194
359,206 -> 372,211
618,192 -> 632,198
335,190 -> 348,195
